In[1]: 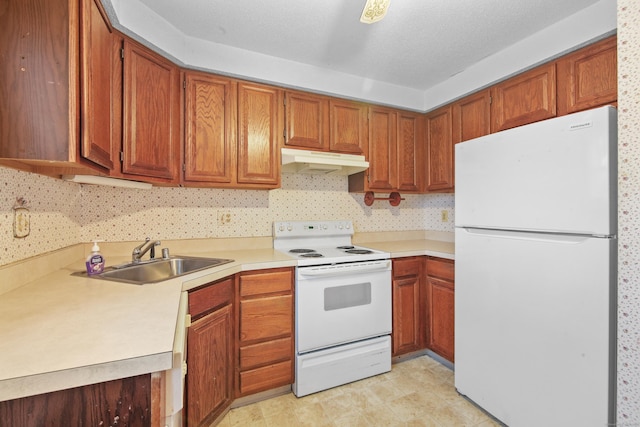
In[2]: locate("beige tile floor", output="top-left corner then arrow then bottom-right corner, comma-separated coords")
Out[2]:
218,355 -> 502,426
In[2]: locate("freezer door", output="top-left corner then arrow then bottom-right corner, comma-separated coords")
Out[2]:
455,228 -> 616,427
455,106 -> 617,236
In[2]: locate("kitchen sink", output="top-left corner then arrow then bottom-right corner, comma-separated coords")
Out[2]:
92,256 -> 233,285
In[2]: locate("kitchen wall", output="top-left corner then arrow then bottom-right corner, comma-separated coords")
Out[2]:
0,167 -> 454,266
617,0 -> 640,423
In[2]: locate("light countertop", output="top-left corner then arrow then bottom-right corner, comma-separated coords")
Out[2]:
0,234 -> 454,402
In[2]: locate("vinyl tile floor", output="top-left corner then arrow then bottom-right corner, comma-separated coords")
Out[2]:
217,355 -> 502,427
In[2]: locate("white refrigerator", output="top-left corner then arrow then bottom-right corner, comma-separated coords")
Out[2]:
454,106 -> 617,427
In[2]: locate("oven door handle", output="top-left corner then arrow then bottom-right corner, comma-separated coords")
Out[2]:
298,260 -> 391,277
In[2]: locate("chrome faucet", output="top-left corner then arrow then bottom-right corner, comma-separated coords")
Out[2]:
132,237 -> 161,263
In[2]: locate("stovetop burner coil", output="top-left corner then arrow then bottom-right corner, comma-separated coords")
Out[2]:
300,253 -> 324,258
345,249 -> 373,255
289,249 -> 316,254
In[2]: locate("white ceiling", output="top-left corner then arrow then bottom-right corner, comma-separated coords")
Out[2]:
136,0 -> 602,91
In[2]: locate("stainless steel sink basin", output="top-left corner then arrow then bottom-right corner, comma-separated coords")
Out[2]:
93,256 -> 233,284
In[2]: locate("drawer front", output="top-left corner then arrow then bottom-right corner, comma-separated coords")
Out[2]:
392,257 -> 423,278
239,269 -> 293,297
188,277 -> 233,319
238,360 -> 293,396
426,257 -> 454,281
240,295 -> 293,342
240,337 -> 292,370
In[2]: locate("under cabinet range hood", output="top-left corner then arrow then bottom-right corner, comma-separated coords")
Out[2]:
281,148 -> 369,176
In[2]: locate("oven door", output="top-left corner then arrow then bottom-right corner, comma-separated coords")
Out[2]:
296,259 -> 392,354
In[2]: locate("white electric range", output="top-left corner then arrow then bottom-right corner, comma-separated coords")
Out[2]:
273,220 -> 392,397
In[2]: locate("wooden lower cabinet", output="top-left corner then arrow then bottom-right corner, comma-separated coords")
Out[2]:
0,375 -> 152,427
392,257 -> 426,356
426,257 -> 455,362
186,278 -> 234,427
237,268 -> 294,397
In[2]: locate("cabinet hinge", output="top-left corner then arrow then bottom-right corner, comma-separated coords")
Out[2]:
183,80 -> 187,90
489,95 -> 492,105
182,163 -> 186,172
283,97 -> 286,106
283,129 -> 287,140
120,151 -> 124,162
120,48 -> 124,60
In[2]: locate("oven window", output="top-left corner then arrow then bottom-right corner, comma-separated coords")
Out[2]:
324,282 -> 371,311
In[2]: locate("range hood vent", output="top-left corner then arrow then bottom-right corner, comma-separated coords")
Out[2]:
281,148 -> 368,176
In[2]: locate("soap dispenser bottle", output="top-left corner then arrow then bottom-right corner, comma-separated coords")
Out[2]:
86,240 -> 105,275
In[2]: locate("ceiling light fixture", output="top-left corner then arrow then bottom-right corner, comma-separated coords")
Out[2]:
360,0 -> 390,24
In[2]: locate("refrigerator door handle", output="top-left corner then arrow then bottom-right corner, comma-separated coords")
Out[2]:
461,227 -> 604,244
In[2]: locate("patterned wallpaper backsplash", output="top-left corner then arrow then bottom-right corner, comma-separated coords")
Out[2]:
0,168 -> 454,265
617,0 -> 640,422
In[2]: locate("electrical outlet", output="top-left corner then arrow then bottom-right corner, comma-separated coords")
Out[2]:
218,211 -> 232,225
441,210 -> 449,222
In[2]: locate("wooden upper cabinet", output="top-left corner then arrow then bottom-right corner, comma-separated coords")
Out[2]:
396,111 -> 423,193
425,106 -> 454,192
122,38 -> 180,182
284,91 -> 330,151
79,0 -> 118,171
329,99 -> 368,154
452,90 -> 491,144
367,106 -> 397,191
183,72 -> 237,185
557,35 -> 617,115
0,0 -> 78,162
237,82 -> 283,188
491,63 -> 557,132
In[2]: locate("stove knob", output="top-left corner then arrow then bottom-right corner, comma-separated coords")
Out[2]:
345,223 -> 351,229
278,224 -> 285,232
287,224 -> 293,231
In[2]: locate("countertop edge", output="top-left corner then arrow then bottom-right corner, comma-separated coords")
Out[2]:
0,351 -> 172,402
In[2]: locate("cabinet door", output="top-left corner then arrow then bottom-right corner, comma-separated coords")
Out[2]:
557,36 -> 617,115
79,0 -> 117,171
183,72 -> 237,184
329,99 -> 368,154
122,38 -> 180,182
367,106 -> 397,191
396,111 -> 423,193
284,91 -> 329,150
187,304 -> 234,427
491,63 -> 557,132
0,375 -> 151,427
427,279 -> 455,362
237,82 -> 282,187
0,0 -> 76,161
452,90 -> 491,144
426,257 -> 455,362
392,257 -> 425,356
425,106 -> 454,192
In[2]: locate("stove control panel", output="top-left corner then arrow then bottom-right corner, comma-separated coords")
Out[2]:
273,220 -> 353,238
